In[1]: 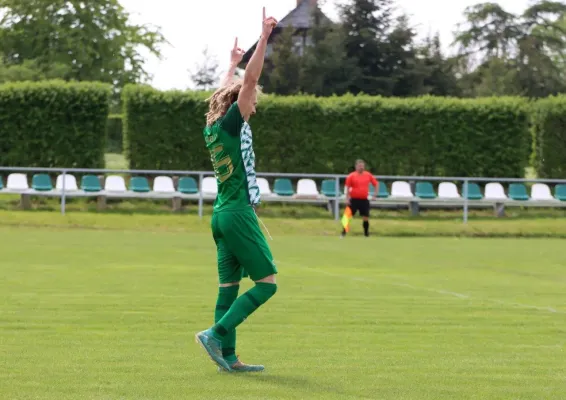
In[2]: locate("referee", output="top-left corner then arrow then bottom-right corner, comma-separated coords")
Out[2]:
341,159 -> 378,237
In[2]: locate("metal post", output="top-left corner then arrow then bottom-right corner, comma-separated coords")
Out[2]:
334,176 -> 340,221
61,170 -> 67,215
463,180 -> 469,224
198,173 -> 204,219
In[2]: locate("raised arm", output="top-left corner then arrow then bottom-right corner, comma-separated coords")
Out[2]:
238,7 -> 277,121
220,37 -> 245,88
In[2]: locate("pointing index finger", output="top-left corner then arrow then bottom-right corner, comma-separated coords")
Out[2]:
234,37 -> 238,49
263,7 -> 266,21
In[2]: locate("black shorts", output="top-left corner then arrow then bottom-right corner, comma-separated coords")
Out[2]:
349,198 -> 370,217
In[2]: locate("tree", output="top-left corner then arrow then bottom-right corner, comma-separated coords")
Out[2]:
262,27 -> 303,95
0,58 -> 71,83
189,47 -> 219,91
419,34 -> 461,97
300,6 -> 359,96
386,15 -> 429,97
338,0 -> 396,95
0,0 -> 165,88
453,0 -> 566,97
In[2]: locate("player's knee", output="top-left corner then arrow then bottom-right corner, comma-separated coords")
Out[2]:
255,280 -> 277,300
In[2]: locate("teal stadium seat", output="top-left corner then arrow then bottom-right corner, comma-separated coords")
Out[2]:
555,184 -> 566,201
0,177 -> 3,190
32,174 -> 53,191
274,179 -> 294,196
415,181 -> 437,199
129,177 -> 150,193
81,175 -> 102,192
463,183 -> 483,200
178,177 -> 198,194
377,182 -> 389,198
321,179 -> 339,197
508,183 -> 529,201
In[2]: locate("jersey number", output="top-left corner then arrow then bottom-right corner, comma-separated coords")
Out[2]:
210,145 -> 233,183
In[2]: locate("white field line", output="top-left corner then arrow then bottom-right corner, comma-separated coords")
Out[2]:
280,261 -> 565,315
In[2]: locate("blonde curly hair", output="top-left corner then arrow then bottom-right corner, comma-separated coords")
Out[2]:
205,79 -> 262,126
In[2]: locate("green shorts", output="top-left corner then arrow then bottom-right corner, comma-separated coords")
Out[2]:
211,207 -> 277,284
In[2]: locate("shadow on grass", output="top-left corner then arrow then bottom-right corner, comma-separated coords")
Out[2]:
234,373 -> 372,399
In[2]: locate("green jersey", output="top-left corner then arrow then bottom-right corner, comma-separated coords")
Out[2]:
204,102 -> 261,212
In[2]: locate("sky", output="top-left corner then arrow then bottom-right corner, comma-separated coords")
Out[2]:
119,0 -> 531,90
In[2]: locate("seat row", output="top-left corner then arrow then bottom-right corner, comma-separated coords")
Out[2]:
1,173 -> 566,203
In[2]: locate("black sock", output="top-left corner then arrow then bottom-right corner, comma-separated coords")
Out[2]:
341,228 -> 346,235
363,221 -> 369,236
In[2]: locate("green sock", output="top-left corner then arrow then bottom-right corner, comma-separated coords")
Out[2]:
214,286 -> 239,363
212,283 -> 277,338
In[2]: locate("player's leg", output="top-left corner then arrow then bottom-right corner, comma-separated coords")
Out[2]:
214,238 -> 244,367
195,215 -> 242,371
361,199 -> 370,237
210,209 -> 277,371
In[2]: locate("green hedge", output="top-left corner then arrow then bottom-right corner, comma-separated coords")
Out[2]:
531,96 -> 566,179
123,85 -> 210,170
107,114 -> 123,153
0,80 -> 111,168
123,86 -> 531,177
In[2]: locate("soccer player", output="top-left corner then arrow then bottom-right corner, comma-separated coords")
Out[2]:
195,8 -> 278,373
341,159 -> 379,238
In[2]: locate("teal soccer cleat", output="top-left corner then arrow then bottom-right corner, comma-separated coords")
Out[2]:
195,329 -> 232,371
218,356 -> 265,373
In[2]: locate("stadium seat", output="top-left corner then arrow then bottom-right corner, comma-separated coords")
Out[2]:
508,183 -> 529,201
463,182 -> 483,200
257,178 -> 272,196
31,174 -> 53,191
377,182 -> 389,198
104,175 -> 127,192
390,181 -> 413,198
273,179 -> 294,196
0,177 -> 3,191
531,183 -> 553,201
201,177 -> 218,195
438,182 -> 461,199
296,179 -> 319,197
7,173 -> 29,191
153,176 -> 175,193
321,179 -> 339,197
55,174 -> 79,191
484,182 -> 507,200
129,177 -> 151,193
415,181 -> 437,199
555,184 -> 566,201
81,175 -> 102,192
178,177 -> 198,194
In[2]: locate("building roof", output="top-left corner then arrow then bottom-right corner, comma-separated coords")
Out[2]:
239,0 -> 331,66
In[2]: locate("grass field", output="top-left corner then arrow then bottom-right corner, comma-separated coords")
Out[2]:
1,215 -> 565,399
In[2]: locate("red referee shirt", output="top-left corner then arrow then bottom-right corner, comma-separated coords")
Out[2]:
345,171 -> 378,199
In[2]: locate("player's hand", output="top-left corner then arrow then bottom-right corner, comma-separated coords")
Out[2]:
230,37 -> 245,65
262,7 -> 278,38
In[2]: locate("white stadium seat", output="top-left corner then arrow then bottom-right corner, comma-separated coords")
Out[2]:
257,178 -> 272,196
531,183 -> 554,201
201,177 -> 218,195
296,179 -> 319,197
438,182 -> 461,199
153,176 -> 175,193
55,174 -> 79,191
391,181 -> 413,198
6,173 -> 29,191
484,182 -> 507,200
104,175 -> 127,192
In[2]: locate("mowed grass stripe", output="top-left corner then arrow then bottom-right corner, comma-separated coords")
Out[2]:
0,228 -> 565,399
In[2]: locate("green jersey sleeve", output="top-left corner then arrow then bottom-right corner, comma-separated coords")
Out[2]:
219,102 -> 245,136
